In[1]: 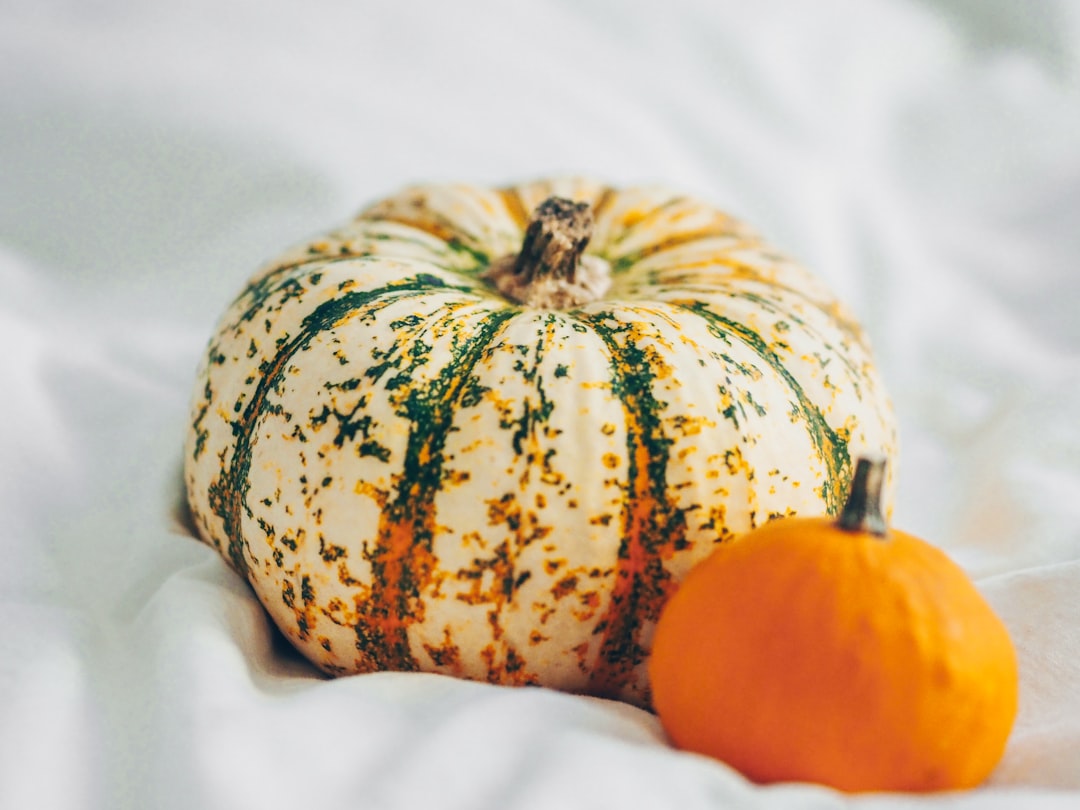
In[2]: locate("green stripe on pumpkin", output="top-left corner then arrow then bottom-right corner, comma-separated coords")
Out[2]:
574,311 -> 688,700
351,305 -> 518,672
666,284 -> 866,387
674,300 -> 852,511
206,273 -> 476,578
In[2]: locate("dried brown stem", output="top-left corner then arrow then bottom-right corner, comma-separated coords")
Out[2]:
482,196 -> 610,309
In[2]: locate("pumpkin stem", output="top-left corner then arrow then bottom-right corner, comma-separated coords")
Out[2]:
515,196 -> 593,284
482,196 -> 611,309
836,456 -> 889,537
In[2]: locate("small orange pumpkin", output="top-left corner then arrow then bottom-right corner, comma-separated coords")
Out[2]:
648,457 -> 1019,793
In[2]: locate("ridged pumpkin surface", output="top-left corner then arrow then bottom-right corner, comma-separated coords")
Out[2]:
183,177 -> 897,706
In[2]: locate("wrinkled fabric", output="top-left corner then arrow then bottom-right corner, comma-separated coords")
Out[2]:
2,1 -> 1079,808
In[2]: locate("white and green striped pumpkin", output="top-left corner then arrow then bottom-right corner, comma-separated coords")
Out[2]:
184,177 -> 897,707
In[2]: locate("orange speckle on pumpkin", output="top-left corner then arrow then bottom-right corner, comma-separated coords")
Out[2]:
444,469 -> 470,487
354,479 -> 388,507
544,558 -> 565,574
461,531 -> 485,550
572,640 -> 592,671
551,575 -> 578,599
424,627 -> 463,671
540,470 -> 564,486
574,590 -> 602,622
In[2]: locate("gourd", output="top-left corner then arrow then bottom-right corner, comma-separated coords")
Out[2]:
649,457 -> 1019,791
183,177 -> 897,707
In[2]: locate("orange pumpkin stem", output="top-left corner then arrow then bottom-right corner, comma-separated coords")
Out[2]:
836,456 -> 889,537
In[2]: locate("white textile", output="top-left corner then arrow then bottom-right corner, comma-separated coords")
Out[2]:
2,1 -> 1079,808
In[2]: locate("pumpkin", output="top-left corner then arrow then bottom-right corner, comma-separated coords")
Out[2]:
649,457 -> 1019,791
183,177 -> 897,707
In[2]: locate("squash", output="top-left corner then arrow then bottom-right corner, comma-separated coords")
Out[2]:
183,177 -> 897,707
649,457 -> 1019,791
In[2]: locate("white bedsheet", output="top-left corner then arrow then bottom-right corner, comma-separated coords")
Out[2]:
3,1 -> 1079,807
